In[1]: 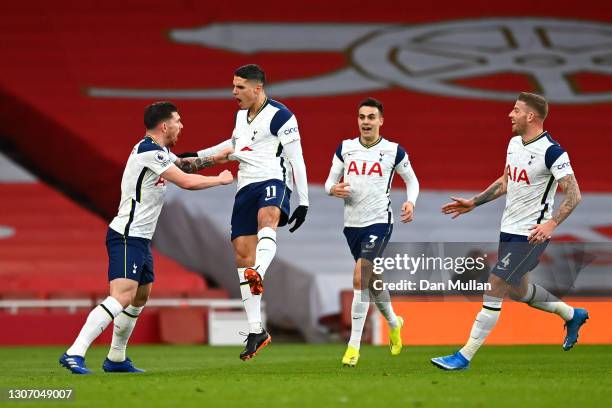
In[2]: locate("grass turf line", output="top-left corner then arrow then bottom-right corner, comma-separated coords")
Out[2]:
0,345 -> 610,407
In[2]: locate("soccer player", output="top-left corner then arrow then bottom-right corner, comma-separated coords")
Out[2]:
431,92 -> 588,370
194,64 -> 309,360
325,97 -> 419,367
59,102 -> 233,374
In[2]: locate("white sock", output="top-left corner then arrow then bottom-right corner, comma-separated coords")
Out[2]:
521,284 -> 574,321
66,296 -> 123,357
371,289 -> 399,328
255,227 -> 277,279
238,267 -> 262,334
107,304 -> 144,362
459,295 -> 502,361
348,289 -> 370,349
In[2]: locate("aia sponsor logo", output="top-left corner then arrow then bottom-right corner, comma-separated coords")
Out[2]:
347,161 -> 383,176
506,165 -> 530,185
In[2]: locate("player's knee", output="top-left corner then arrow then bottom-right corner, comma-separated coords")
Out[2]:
258,216 -> 278,229
111,293 -> 134,309
258,208 -> 280,229
235,253 -> 255,268
109,287 -> 137,309
508,287 -> 526,301
485,275 -> 511,298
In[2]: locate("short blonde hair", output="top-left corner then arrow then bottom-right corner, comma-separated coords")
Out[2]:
518,92 -> 548,120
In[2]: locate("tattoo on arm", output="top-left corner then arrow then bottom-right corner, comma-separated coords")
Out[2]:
552,174 -> 581,225
473,177 -> 506,206
175,157 -> 214,174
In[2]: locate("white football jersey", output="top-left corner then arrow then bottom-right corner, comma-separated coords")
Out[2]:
230,98 -> 301,193
330,137 -> 417,227
109,136 -> 177,239
500,131 -> 573,236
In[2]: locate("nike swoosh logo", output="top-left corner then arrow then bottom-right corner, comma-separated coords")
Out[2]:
264,197 -> 275,201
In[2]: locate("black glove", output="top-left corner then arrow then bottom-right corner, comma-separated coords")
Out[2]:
288,205 -> 308,233
176,152 -> 198,158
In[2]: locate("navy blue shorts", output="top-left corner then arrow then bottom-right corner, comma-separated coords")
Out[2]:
106,228 -> 154,285
491,232 -> 550,285
230,179 -> 291,241
343,223 -> 393,262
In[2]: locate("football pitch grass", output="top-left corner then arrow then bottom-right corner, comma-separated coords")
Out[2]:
1,345 -> 610,407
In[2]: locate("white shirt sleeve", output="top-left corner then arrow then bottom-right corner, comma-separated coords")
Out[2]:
550,152 -> 573,180
197,139 -> 233,159
324,155 -> 344,195
139,149 -> 175,176
282,140 -> 309,206
277,115 -> 301,145
168,150 -> 178,163
396,155 -> 419,205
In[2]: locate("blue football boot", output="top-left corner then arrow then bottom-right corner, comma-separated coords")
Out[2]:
59,353 -> 92,374
563,308 -> 589,351
102,357 -> 145,373
431,351 -> 470,370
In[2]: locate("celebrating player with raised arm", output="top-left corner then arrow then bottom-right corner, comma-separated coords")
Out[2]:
60,102 -> 233,374
431,93 -> 588,371
325,98 -> 419,367
195,64 -> 309,360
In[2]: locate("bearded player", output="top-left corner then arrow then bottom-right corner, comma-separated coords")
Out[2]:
432,92 -> 588,371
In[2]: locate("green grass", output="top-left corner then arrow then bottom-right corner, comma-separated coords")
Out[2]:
1,345 -> 611,407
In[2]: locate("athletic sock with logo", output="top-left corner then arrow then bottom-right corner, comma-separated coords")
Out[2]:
66,296 -> 123,357
348,289 -> 370,349
459,295 -> 503,361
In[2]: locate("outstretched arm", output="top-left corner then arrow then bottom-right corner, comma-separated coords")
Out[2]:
473,175 -> 507,206
197,139 -> 234,161
174,156 -> 215,174
442,174 -> 507,219
161,165 -> 233,190
174,146 -> 234,174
